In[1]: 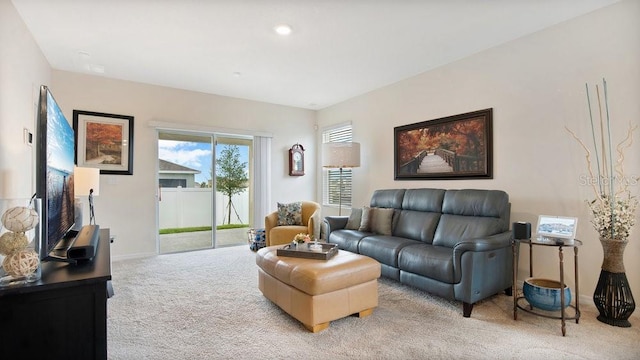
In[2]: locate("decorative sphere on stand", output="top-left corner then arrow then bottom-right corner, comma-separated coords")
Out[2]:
0,232 -> 29,255
1,206 -> 39,233
2,249 -> 40,277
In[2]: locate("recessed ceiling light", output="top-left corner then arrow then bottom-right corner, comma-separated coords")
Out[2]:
274,24 -> 292,36
232,72 -> 242,78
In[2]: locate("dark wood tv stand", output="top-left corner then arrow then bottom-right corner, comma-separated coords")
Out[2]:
0,228 -> 111,359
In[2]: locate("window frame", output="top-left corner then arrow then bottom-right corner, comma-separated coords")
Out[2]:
322,124 -> 354,209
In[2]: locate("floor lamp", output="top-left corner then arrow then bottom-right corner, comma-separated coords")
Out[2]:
322,142 -> 361,216
74,166 -> 100,228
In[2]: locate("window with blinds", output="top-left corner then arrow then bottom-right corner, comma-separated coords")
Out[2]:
322,124 -> 353,208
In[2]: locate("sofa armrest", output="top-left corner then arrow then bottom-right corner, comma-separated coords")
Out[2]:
265,211 -> 279,246
452,231 -> 512,283
324,216 -> 348,235
453,231 -> 512,253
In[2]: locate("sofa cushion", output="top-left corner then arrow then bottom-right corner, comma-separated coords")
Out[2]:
270,224 -> 309,242
328,230 -> 370,253
402,188 -> 445,212
358,235 -> 418,267
345,208 -> 363,230
393,210 -> 440,243
428,189 -> 510,248
277,202 -> 303,225
398,244 -> 455,284
370,189 -> 405,208
432,214 -> 506,248
442,189 -> 510,231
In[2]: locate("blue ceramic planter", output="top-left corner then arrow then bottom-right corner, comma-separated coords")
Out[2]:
523,278 -> 571,311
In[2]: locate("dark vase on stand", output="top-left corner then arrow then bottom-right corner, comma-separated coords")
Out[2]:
593,238 -> 635,327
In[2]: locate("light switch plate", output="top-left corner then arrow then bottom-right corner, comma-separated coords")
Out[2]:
24,128 -> 33,146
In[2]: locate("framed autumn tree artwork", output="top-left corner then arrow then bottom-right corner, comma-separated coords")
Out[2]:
394,108 -> 493,180
73,110 -> 134,175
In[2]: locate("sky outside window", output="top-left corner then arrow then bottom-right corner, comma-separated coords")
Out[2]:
159,140 -> 249,185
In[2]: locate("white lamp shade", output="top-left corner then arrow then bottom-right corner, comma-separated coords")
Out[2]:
322,142 -> 361,168
74,166 -> 100,196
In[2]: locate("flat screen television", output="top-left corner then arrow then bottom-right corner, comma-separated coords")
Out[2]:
35,85 -> 76,261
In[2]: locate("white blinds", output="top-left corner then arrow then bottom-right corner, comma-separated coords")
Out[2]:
322,124 -> 353,208
252,136 -> 271,228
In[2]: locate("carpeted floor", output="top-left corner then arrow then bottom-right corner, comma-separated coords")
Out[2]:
108,245 -> 640,359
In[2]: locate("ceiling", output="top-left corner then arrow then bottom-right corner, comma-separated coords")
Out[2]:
12,0 -> 621,110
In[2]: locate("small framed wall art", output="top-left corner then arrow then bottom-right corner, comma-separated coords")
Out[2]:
73,110 -> 134,175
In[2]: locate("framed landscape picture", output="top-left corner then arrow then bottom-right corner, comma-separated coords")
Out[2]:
394,108 -> 493,180
73,110 -> 134,175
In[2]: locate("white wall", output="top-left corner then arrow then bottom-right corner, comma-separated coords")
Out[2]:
49,72 -> 316,259
317,0 -> 640,303
0,0 -> 50,199
2,0 -> 316,260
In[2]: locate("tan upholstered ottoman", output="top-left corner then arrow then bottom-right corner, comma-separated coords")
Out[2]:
256,245 -> 381,332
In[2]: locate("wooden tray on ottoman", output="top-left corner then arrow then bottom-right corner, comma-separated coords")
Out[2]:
277,243 -> 338,260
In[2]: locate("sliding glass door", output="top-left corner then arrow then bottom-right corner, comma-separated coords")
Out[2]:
213,136 -> 252,248
157,131 -> 215,253
156,131 -> 253,254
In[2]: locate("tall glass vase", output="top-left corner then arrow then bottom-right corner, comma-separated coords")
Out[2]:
593,238 -> 635,327
0,198 -> 42,286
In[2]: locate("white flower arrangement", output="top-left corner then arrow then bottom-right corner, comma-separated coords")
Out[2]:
294,233 -> 311,243
567,79 -> 639,241
588,195 -> 637,240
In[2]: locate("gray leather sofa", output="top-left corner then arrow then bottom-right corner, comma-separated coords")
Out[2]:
324,188 -> 512,317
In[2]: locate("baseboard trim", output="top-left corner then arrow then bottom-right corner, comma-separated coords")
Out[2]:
112,252 -> 157,262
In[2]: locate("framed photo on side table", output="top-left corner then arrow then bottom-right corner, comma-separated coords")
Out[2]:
73,110 -> 134,175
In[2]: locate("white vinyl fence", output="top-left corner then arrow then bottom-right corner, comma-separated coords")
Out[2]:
158,187 -> 249,229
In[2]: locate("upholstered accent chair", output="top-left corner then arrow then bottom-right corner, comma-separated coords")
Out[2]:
265,201 -> 321,246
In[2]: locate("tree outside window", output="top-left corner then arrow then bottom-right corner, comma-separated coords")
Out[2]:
216,145 -> 248,224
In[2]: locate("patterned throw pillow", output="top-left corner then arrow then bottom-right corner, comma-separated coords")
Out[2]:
277,202 -> 303,226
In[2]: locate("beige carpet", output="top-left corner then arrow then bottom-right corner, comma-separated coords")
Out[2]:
108,245 -> 640,359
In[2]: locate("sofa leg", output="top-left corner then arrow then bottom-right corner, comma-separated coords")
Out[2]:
504,286 -> 513,296
463,302 -> 473,317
